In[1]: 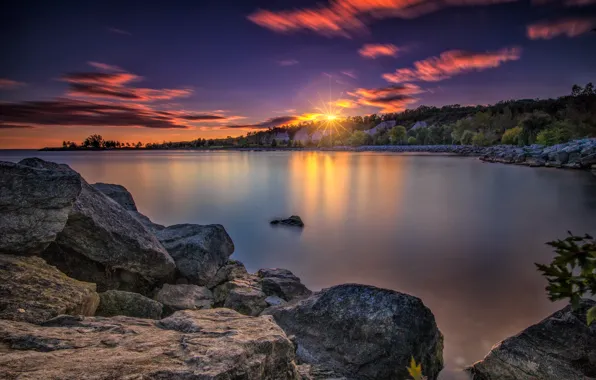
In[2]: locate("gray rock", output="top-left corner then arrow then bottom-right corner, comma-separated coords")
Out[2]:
263,284 -> 444,380
224,286 -> 269,317
155,283 -> 214,313
258,268 -> 312,301
271,215 -> 304,227
156,223 -> 235,286
207,260 -> 249,289
96,290 -> 163,319
0,254 -> 99,324
0,158 -> 176,293
129,210 -> 165,232
0,309 -> 301,379
265,295 -> 287,307
91,183 -> 137,211
466,299 -> 596,380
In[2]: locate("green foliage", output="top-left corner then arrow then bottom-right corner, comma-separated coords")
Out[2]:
501,126 -> 522,145
519,111 -> 552,145
460,130 -> 475,145
389,125 -> 407,144
535,122 -> 572,146
407,136 -> 417,145
472,132 -> 490,147
535,233 -> 596,324
347,130 -> 370,146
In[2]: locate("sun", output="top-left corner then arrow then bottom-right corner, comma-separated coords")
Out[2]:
326,114 -> 337,121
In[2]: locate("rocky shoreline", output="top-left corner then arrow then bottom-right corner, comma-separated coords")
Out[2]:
1,158 -> 594,379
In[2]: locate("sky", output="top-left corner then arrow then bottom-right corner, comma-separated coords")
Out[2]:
0,0 -> 595,148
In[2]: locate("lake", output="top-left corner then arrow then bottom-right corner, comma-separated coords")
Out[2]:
2,150 -> 595,378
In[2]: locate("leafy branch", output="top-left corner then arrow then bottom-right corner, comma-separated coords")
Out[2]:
535,232 -> 596,325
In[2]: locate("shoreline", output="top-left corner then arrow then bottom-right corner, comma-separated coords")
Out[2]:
36,139 -> 596,174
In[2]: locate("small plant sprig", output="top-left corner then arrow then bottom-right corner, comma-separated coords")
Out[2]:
535,232 -> 596,325
406,357 -> 427,380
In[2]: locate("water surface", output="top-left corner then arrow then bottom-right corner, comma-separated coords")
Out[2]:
2,150 -> 595,378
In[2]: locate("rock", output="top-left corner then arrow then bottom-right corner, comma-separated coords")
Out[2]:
297,364 -> 347,380
263,284 -> 444,380
155,223 -> 235,286
224,286 -> 269,317
258,268 -> 312,301
271,215 -> 305,227
129,210 -> 166,232
0,254 -> 99,324
96,290 -> 163,319
0,309 -> 301,379
265,295 -> 287,307
0,158 -> 176,293
155,283 -> 214,313
207,259 -> 249,289
466,299 -> 596,380
91,183 -> 137,211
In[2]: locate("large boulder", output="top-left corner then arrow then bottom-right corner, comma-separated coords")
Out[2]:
263,284 -> 444,380
214,274 -> 268,316
155,283 -> 214,313
91,183 -> 137,211
0,254 -> 99,324
156,223 -> 235,286
258,268 -> 312,301
96,290 -> 163,319
467,299 -> 596,380
207,259 -> 249,289
0,158 -> 176,293
0,309 -> 301,379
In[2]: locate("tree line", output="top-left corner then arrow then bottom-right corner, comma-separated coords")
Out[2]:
62,134 -> 144,149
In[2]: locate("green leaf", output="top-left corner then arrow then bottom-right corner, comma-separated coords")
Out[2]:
587,306 -> 596,326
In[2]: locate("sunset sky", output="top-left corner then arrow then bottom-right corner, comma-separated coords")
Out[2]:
1,0 -> 595,148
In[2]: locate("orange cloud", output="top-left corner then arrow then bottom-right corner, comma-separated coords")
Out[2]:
248,0 -> 518,37
383,47 -> 521,83
62,63 -> 192,102
358,43 -> 400,58
332,99 -> 360,108
346,84 -> 422,112
0,78 -> 26,89
527,18 -> 596,39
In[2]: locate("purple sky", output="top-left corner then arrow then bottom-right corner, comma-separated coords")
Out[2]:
1,0 -> 595,148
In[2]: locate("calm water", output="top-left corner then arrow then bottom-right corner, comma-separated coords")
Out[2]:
2,150 -> 596,378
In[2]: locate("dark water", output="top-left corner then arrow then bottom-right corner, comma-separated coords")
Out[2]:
2,150 -> 596,378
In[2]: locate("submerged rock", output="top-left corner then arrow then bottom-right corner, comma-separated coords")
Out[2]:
155,223 -> 235,286
155,283 -> 214,313
271,215 -> 305,227
258,268 -> 312,301
0,309 -> 301,379
96,290 -> 163,319
0,254 -> 99,324
263,284 -> 444,380
0,158 -> 176,293
467,299 -> 596,380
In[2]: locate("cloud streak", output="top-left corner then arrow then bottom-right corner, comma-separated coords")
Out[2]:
227,116 -> 300,129
358,43 -> 400,58
107,27 -> 132,36
383,47 -> 521,83
248,0 -> 518,37
346,84 -> 423,112
0,78 -> 26,89
0,99 -> 236,130
527,18 -> 596,39
277,59 -> 300,66
62,63 -> 193,102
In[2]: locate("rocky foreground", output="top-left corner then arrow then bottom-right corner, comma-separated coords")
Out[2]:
0,158 -> 594,379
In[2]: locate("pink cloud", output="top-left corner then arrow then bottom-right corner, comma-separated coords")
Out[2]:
248,0 -> 518,37
527,18 -> 596,39
88,61 -> 124,72
62,63 -> 192,102
383,47 -> 521,83
0,78 -> 25,89
358,43 -> 400,58
341,70 -> 358,79
346,83 -> 423,112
